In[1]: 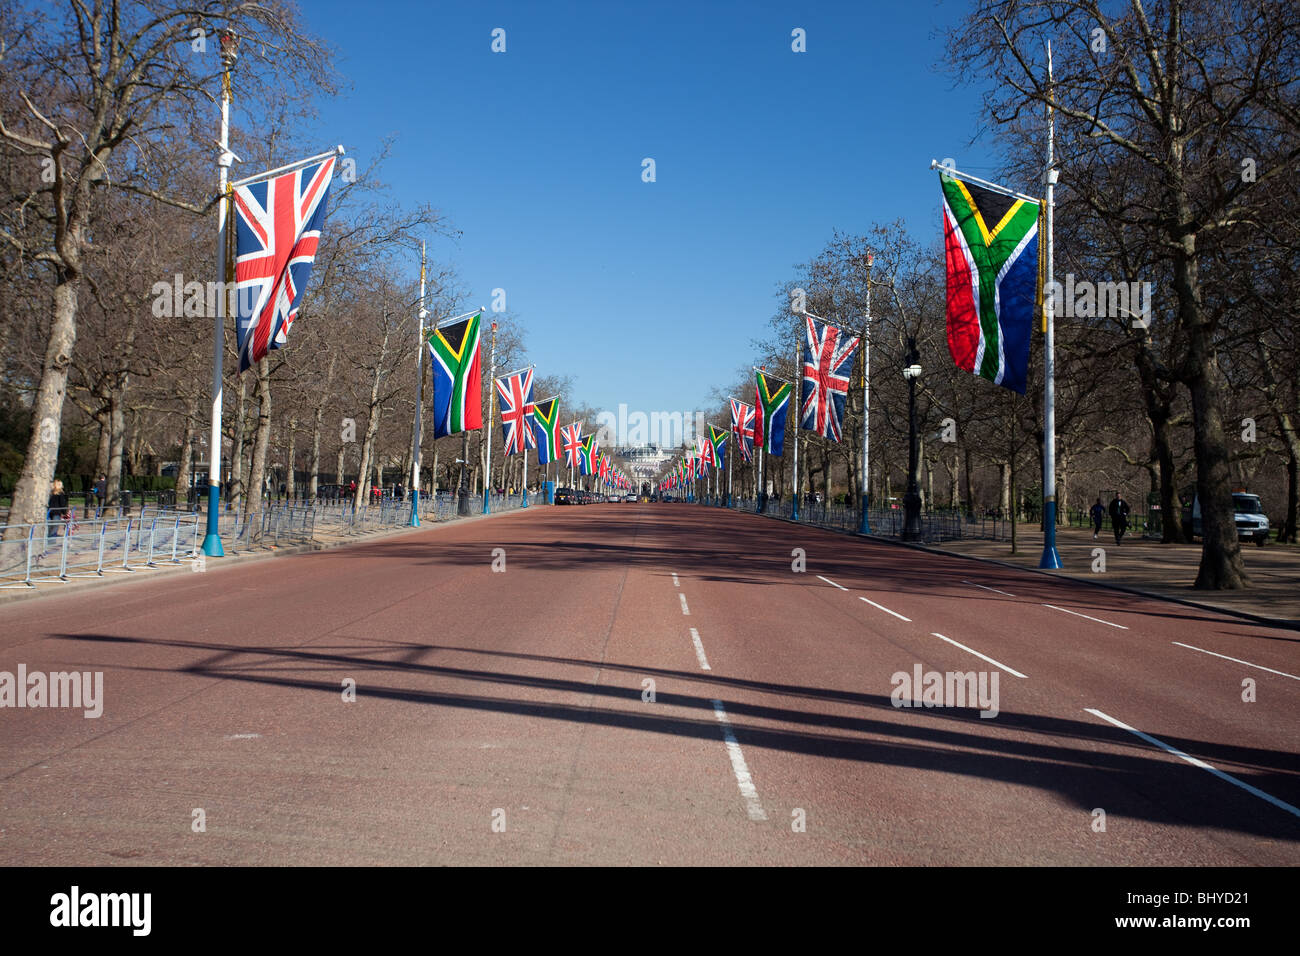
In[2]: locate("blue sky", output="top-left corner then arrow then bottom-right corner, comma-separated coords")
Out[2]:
301,0 -> 1004,417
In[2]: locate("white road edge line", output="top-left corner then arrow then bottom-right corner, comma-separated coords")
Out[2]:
711,699 -> 767,821
1085,708 -> 1300,820
689,627 -> 712,671
1171,642 -> 1300,682
1042,603 -> 1128,629
931,633 -> 1028,679
679,593 -> 690,616
964,580 -> 1016,597
817,574 -> 847,591
859,597 -> 911,622
672,573 -> 679,587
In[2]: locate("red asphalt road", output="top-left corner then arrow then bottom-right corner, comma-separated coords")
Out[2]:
0,503 -> 1296,865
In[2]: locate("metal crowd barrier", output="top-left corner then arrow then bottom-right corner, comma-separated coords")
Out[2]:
0,514 -> 203,588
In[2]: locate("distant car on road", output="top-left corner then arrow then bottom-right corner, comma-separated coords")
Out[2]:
555,487 -> 579,505
1182,491 -> 1271,545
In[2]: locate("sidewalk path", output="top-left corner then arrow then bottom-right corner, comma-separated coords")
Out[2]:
931,525 -> 1300,626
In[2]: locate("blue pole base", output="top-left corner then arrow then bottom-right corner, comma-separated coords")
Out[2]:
201,485 -> 224,556
791,500 -> 800,521
1038,500 -> 1062,568
522,491 -> 529,508
409,492 -> 420,527
482,492 -> 491,515
858,493 -> 871,535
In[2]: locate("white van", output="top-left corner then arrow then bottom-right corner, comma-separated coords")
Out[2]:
1182,491 -> 1270,546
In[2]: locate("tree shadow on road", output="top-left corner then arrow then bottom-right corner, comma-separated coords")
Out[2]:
54,628 -> 1300,845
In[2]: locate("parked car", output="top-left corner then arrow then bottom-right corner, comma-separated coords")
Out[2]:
555,487 -> 579,505
1182,491 -> 1271,545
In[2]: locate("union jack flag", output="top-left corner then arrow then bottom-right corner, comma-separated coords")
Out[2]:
697,435 -> 713,472
232,155 -> 337,372
731,398 -> 755,462
800,316 -> 860,441
495,367 -> 536,455
561,422 -> 584,469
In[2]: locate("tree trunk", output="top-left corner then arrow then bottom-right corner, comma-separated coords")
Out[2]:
230,377 -> 248,509
106,394 -> 126,506
5,276 -> 79,536
963,446 -> 975,516
94,405 -> 111,481
286,417 -> 297,501
246,359 -> 273,515
174,395 -> 199,508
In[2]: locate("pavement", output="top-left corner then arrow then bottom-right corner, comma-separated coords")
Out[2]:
931,525 -> 1300,627
0,502 -> 1296,865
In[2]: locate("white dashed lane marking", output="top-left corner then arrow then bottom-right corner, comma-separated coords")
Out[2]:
931,633 -> 1028,679
1042,604 -> 1128,629
1086,708 -> 1300,820
859,597 -> 911,622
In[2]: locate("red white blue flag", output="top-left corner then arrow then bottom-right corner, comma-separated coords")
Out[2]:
495,367 -> 536,455
800,316 -> 860,441
561,421 -> 584,469
731,398 -> 755,462
232,155 -> 337,372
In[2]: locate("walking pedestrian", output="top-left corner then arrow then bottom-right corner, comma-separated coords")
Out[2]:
1108,493 -> 1131,545
1089,498 -> 1105,540
47,480 -> 70,537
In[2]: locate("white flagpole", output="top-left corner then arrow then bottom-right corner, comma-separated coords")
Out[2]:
202,34 -> 237,558
1040,40 -> 1062,569
483,322 -> 496,513
858,253 -> 874,535
727,428 -> 733,507
792,322 -> 802,521
229,144 -> 345,189
409,241 -> 427,527
928,159 -> 1040,204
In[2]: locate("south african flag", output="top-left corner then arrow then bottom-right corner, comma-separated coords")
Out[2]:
754,370 -> 792,456
940,173 -> 1040,394
428,312 -> 482,436
707,423 -> 728,471
531,395 -> 560,465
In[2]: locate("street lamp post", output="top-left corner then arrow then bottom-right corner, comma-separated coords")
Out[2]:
857,251 -> 874,535
902,338 -> 923,541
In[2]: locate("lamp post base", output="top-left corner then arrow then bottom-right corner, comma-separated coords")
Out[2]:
1038,500 -> 1063,568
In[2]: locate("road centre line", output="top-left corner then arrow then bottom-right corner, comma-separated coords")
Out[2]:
964,580 -> 1016,597
1171,642 -> 1300,682
689,627 -> 712,671
1042,604 -> 1128,629
859,597 -> 911,622
711,699 -> 767,821
672,573 -> 679,587
817,575 -> 848,591
931,633 -> 1028,679
1085,708 -> 1300,820
679,593 -> 690,616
